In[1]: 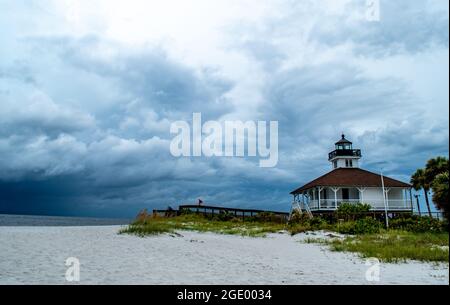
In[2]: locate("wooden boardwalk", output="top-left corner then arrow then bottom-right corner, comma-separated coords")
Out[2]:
153,204 -> 289,221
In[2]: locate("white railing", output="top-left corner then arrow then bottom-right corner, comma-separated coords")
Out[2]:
306,199 -> 411,210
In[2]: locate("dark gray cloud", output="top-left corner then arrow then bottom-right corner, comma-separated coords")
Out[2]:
0,0 -> 448,217
55,36 -> 234,116
1,33 -> 292,216
256,61 -> 448,189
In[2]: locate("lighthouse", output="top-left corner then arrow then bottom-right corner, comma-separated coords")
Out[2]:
290,134 -> 413,213
328,134 -> 362,169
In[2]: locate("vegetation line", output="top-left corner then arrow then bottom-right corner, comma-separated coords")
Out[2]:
119,203 -> 448,263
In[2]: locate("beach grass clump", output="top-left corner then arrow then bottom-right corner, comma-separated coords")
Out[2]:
119,221 -> 174,236
320,230 -> 449,263
119,213 -> 286,237
303,237 -> 328,244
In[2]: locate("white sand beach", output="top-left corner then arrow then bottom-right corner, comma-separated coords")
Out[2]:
0,226 -> 448,285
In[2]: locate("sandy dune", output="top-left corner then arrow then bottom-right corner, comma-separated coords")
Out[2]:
0,226 -> 448,285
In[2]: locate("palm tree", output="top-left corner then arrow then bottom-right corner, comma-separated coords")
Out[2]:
425,156 -> 449,184
411,169 -> 432,217
432,172 -> 449,221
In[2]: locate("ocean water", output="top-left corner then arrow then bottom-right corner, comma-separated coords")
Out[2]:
0,214 -> 131,226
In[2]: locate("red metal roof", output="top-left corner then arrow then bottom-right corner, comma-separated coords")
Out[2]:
290,168 -> 411,194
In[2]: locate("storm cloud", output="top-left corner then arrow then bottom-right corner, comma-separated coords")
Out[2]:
0,0 -> 448,217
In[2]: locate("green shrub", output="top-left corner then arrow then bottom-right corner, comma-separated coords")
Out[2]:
288,210 -> 311,225
336,217 -> 381,234
253,212 -> 281,223
309,217 -> 328,229
230,217 -> 243,223
287,210 -> 329,233
336,221 -> 356,234
288,224 -> 311,235
216,210 -> 235,221
179,208 -> 194,216
336,203 -> 372,221
390,215 -> 448,233
354,217 -> 382,234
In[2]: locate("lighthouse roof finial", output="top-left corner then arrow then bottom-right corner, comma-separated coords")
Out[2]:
335,133 -> 352,145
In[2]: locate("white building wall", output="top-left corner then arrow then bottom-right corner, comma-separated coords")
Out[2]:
363,188 -> 384,201
332,158 -> 360,169
388,188 -> 403,200
320,188 -> 360,200
386,188 -> 406,208
362,187 -> 408,208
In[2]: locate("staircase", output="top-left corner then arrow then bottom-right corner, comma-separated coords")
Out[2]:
289,200 -> 313,220
303,202 -> 313,218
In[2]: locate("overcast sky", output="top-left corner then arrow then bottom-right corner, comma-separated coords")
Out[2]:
1,0 -> 448,217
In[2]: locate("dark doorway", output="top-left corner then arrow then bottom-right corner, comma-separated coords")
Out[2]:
342,188 -> 349,200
